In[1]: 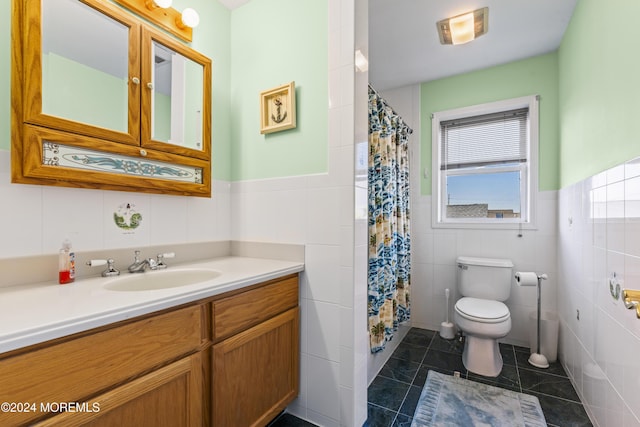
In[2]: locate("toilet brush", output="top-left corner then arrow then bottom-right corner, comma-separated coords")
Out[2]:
528,274 -> 549,368
440,288 -> 456,339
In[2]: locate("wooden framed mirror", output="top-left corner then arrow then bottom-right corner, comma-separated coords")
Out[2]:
11,0 -> 212,197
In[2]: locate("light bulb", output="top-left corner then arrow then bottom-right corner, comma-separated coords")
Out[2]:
154,0 -> 172,8
449,12 -> 475,45
181,8 -> 200,28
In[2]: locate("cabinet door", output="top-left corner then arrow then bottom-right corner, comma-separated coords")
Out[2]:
36,353 -> 203,427
0,304 -> 203,426
141,27 -> 212,161
212,308 -> 299,427
23,0 -> 141,146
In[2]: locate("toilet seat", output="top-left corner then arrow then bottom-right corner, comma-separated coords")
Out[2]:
455,297 -> 510,323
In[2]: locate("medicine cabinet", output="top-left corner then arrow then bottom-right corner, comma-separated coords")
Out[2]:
11,0 -> 212,196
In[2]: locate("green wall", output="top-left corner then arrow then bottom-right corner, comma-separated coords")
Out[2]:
420,52 -> 560,195
229,0 -> 328,181
558,0 -> 640,187
43,53 -> 128,131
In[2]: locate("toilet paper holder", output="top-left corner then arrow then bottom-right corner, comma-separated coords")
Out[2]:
514,271 -> 546,286
623,289 -> 640,319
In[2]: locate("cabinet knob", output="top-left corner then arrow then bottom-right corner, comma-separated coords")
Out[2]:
131,77 -> 140,85
147,82 -> 154,90
140,149 -> 147,157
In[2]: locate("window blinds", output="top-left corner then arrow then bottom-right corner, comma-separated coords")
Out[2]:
440,108 -> 529,170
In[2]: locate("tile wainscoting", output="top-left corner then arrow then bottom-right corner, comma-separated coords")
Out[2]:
558,157 -> 640,426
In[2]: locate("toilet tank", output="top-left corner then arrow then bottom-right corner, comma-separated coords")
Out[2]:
457,256 -> 514,301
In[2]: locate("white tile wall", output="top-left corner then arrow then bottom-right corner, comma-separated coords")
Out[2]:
0,150 -> 231,260
558,157 -> 640,426
230,1 -> 367,425
409,193 -> 559,346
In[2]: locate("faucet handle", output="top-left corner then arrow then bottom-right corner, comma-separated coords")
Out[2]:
87,259 -> 120,277
103,259 -> 120,277
133,250 -> 141,261
156,252 -> 175,269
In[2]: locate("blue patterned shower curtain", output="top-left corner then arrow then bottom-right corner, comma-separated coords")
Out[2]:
368,86 -> 412,353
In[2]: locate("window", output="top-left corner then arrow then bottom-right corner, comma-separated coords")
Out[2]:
431,96 -> 539,228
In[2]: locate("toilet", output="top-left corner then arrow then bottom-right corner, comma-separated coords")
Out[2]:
454,256 -> 513,377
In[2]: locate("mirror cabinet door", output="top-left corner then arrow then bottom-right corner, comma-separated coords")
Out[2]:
151,41 -> 204,150
27,0 -> 140,145
142,28 -> 211,161
13,0 -> 212,196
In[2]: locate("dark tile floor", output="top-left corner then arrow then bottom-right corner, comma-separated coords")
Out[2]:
268,413 -> 317,427
269,327 -> 593,427
367,328 -> 593,427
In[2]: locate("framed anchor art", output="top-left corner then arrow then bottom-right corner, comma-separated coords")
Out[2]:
260,81 -> 297,134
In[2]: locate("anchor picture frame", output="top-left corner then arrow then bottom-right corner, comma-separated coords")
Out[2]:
260,81 -> 297,134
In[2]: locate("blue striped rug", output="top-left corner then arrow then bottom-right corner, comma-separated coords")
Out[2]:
411,371 -> 546,427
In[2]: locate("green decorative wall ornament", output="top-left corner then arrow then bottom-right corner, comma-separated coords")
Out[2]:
114,203 -> 143,230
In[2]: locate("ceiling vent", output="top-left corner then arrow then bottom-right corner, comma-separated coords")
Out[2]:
437,7 -> 488,45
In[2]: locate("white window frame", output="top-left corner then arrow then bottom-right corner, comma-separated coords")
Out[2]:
431,95 -> 539,229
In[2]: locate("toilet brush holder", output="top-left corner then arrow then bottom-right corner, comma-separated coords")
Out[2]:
440,288 -> 456,340
528,273 -> 549,368
440,322 -> 455,340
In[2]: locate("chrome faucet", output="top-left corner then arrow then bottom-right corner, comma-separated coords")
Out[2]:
127,250 -> 175,273
128,250 -> 158,273
86,258 -> 120,277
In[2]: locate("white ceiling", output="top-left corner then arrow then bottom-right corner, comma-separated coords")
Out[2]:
218,0 -> 578,92
369,0 -> 578,91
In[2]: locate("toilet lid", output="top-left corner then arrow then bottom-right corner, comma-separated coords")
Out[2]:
455,297 -> 510,323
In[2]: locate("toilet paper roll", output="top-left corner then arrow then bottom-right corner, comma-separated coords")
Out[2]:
515,271 -> 538,286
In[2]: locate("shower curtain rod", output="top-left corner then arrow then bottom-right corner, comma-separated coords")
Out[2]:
368,84 -> 413,134
368,83 -> 382,97
368,84 -> 392,111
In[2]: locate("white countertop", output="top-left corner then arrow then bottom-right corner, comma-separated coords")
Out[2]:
0,256 -> 304,354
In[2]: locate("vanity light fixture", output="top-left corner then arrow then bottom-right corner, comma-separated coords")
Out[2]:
437,7 -> 488,45
113,0 -> 199,42
145,0 -> 172,9
178,8 -> 200,29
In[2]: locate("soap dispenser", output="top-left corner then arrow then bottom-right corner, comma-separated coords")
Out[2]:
59,238 -> 75,284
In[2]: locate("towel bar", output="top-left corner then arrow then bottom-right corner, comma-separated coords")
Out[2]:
623,289 -> 640,318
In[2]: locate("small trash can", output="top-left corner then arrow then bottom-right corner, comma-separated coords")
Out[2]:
529,310 -> 559,362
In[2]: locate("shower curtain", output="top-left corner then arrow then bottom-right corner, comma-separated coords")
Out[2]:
368,86 -> 412,353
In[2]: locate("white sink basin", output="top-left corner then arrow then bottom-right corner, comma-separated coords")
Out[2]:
103,268 -> 221,292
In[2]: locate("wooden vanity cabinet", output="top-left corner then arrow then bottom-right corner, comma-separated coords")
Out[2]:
0,304 -> 205,426
0,273 -> 299,427
211,275 -> 300,427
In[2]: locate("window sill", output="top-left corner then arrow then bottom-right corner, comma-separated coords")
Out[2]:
431,220 -> 538,231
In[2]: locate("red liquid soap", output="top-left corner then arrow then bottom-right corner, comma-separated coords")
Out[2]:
59,239 -> 75,285
59,270 -> 73,284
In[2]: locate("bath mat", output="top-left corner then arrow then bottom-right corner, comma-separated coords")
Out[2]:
411,371 -> 546,427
